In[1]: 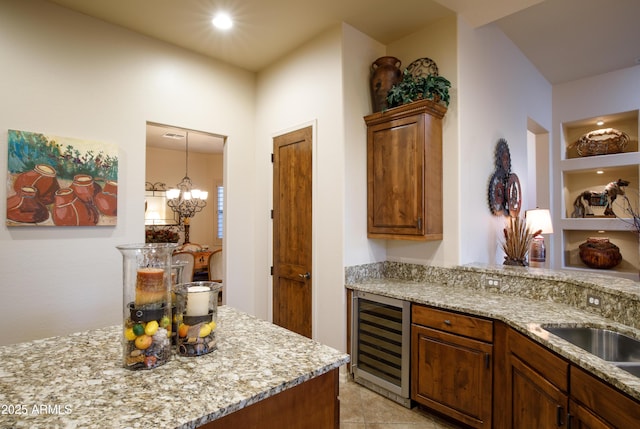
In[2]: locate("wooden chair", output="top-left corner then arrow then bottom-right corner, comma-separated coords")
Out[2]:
208,249 -> 223,303
207,249 -> 223,282
172,252 -> 195,284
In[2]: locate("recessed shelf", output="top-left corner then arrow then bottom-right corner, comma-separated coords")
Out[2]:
562,110 -> 638,161
563,229 -> 639,276
558,109 -> 639,278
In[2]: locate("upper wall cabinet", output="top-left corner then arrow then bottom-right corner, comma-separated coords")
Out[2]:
559,109 -> 640,278
365,99 -> 446,241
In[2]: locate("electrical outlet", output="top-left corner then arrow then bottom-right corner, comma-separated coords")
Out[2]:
587,294 -> 602,308
485,278 -> 501,288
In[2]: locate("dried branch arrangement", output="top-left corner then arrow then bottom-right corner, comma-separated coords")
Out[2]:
501,216 -> 541,266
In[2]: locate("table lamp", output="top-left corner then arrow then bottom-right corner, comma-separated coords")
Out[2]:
525,208 -> 554,268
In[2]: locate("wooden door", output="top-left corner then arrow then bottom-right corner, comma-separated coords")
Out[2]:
272,127 -> 313,338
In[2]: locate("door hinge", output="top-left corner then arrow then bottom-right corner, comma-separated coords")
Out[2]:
270,266 -> 274,276
270,209 -> 274,219
271,153 -> 274,163
417,217 -> 423,230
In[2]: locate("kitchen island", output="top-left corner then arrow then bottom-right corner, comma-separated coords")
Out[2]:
0,306 -> 349,429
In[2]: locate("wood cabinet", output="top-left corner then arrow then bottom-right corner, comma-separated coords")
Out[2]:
364,99 -> 446,240
411,305 -> 493,428
202,369 -> 339,429
504,328 -> 640,429
505,328 -> 570,428
570,366 -> 640,428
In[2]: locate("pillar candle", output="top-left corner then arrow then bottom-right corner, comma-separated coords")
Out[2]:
135,267 -> 165,306
186,286 -> 211,316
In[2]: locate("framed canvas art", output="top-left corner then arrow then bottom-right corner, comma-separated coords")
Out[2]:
6,129 -> 118,226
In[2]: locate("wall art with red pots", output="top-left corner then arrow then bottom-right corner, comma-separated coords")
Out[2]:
6,129 -> 118,226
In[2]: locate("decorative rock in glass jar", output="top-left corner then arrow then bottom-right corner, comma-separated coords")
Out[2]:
174,282 -> 222,357
117,243 -> 177,370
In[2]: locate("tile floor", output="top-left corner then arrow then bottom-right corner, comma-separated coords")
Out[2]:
339,374 -> 462,429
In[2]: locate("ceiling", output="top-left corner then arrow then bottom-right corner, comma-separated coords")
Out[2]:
47,0 -> 640,152
146,122 -> 225,154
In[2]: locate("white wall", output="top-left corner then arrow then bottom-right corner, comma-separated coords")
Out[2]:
254,26 -> 346,351
0,0 -> 256,344
342,25 -> 387,267
456,16 -> 552,265
385,16 -> 460,266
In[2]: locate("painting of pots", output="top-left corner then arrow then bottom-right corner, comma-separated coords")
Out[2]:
6,129 -> 118,226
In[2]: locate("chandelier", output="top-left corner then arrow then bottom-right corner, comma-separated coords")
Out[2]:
166,132 -> 207,242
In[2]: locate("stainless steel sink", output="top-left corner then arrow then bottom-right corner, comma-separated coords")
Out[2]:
614,362 -> 640,377
542,326 -> 640,364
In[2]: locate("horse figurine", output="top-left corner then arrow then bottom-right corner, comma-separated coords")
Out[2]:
571,179 -> 630,218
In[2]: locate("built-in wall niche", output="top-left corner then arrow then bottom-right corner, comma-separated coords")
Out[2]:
558,109 -> 640,278
563,110 -> 638,160
563,229 -> 639,277
563,165 -> 640,219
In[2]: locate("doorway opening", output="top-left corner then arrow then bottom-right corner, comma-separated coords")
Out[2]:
145,122 -> 225,248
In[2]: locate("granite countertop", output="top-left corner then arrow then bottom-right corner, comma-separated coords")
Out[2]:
346,278 -> 640,401
0,306 -> 349,429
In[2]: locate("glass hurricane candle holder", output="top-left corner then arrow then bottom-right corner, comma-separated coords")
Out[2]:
117,243 -> 177,370
174,281 -> 222,357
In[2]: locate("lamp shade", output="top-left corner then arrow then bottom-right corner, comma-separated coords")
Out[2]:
525,208 -> 553,235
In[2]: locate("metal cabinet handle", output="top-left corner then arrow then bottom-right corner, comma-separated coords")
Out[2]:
444,319 -> 452,325
299,272 -> 311,280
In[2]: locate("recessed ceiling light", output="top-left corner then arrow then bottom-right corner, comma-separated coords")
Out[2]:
596,170 -> 604,174
212,13 -> 233,30
596,120 -> 604,126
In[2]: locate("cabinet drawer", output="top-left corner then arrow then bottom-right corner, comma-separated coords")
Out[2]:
412,305 -> 493,343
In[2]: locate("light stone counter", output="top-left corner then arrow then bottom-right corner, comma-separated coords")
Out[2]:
346,262 -> 640,402
0,306 -> 349,429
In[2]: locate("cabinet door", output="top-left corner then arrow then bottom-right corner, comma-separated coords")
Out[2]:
412,324 -> 492,428
510,354 -> 569,428
506,329 -> 569,428
570,366 -> 640,428
368,113 -> 426,237
569,399 -> 612,429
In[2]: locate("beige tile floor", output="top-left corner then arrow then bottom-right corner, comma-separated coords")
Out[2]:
339,375 -> 462,429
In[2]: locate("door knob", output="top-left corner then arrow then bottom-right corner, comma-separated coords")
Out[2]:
299,272 -> 311,280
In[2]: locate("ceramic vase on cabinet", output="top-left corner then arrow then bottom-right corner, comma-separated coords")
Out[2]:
370,56 -> 402,112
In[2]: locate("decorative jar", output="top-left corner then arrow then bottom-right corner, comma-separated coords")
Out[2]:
370,56 -> 402,112
117,243 -> 177,370
52,188 -> 99,226
12,164 -> 60,205
6,186 -> 49,224
579,237 -> 622,269
174,282 -> 222,357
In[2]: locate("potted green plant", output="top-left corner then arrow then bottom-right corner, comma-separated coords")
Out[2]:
386,69 -> 451,109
